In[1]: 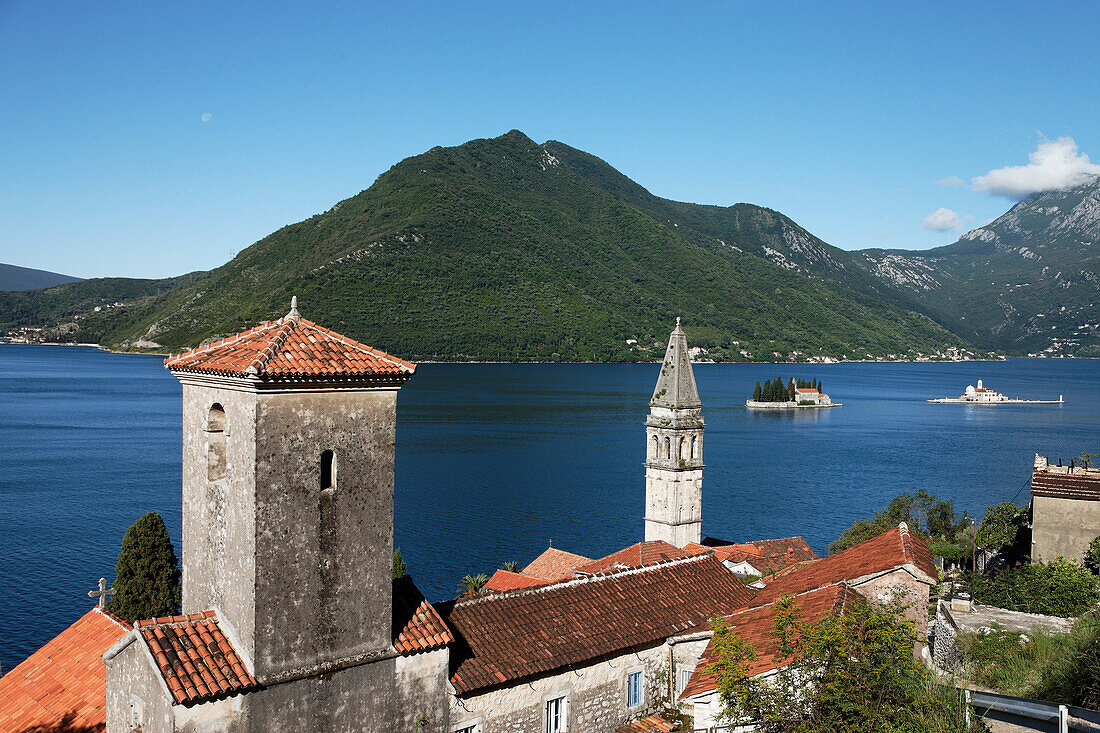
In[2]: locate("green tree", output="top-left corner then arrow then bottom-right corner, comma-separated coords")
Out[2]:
500,560 -> 520,572
393,547 -> 408,579
977,502 -> 1028,558
106,513 -> 181,621
1086,536 -> 1100,574
708,596 -> 980,732
753,381 -> 762,401
964,557 -> 1099,617
1075,447 -> 1100,469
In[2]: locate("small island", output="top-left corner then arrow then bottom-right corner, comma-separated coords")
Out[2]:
927,378 -> 1064,405
746,377 -> 840,410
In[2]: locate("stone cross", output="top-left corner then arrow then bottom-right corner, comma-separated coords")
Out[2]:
88,577 -> 116,610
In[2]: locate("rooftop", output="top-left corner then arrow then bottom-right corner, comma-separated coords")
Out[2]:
134,611 -> 259,706
679,583 -> 865,700
0,607 -> 130,733
165,298 -> 415,381
752,524 -> 936,605
392,575 -> 455,655
650,318 -> 701,410
438,554 -> 756,695
1032,455 -> 1100,501
520,547 -> 592,582
573,540 -> 692,575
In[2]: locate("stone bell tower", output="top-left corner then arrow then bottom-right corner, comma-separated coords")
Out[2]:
644,318 -> 704,547
165,297 -> 416,685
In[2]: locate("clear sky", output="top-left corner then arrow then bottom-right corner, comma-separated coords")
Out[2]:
2,1 -> 1099,278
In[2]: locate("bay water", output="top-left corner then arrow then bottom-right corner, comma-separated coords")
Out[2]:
1,343 -> 1097,671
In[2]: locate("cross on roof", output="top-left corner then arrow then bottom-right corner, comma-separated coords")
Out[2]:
88,577 -> 116,610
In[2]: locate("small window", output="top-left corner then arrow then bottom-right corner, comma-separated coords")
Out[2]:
320,450 -> 336,491
677,668 -> 693,695
455,726 -> 477,733
627,670 -> 644,708
691,435 -> 698,459
545,696 -> 565,733
664,437 -> 671,459
206,404 -> 227,481
650,435 -> 658,459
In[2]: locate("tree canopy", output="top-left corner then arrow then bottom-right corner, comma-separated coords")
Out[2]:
106,512 -> 181,621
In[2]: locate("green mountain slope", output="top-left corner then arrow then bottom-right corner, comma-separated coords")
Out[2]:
856,178 -> 1100,356
1,131 -> 969,361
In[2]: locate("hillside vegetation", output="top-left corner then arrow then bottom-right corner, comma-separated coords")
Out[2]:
1,131 -> 970,361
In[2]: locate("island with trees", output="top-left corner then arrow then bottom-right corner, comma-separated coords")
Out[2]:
746,377 -> 839,410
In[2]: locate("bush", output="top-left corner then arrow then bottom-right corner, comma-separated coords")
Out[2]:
964,556 -> 1099,617
106,513 -> 181,621
1085,535 -> 1100,574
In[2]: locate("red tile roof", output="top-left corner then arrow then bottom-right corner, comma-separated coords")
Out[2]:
617,714 -> 678,732
483,569 -> 553,592
521,547 -> 591,581
753,525 -> 936,605
0,608 -> 130,733
679,583 -> 865,700
1032,466 -> 1100,501
134,611 -> 258,706
438,554 -> 756,695
165,304 -> 415,380
393,576 -> 455,655
687,536 -> 819,576
573,540 -> 691,575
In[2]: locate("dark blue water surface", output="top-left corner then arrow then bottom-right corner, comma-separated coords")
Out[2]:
1,344 -> 1097,671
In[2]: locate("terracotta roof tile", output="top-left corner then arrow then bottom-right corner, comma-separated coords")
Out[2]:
438,554 -> 756,695
687,536 -> 819,576
165,305 -> 415,381
0,608 -> 130,733
573,540 -> 691,575
617,713 -> 678,732
679,583 -> 865,700
1032,466 -> 1100,501
753,525 -> 937,605
134,611 -> 258,706
392,576 -> 454,655
520,547 -> 592,581
483,569 -> 554,592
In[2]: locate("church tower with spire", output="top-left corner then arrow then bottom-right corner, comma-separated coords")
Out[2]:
644,318 -> 704,546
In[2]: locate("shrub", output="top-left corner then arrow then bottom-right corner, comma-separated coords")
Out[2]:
1085,535 -> 1100,574
964,556 -> 1099,617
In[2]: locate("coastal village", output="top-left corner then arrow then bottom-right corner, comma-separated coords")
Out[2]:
1,303 -> 1098,732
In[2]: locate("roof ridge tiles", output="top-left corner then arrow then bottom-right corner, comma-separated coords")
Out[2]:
450,552 -> 716,608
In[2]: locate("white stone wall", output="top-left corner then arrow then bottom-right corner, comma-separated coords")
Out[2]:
451,642 -> 678,733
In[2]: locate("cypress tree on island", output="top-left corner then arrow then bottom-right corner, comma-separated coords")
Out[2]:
106,512 -> 181,621
753,381 -> 762,401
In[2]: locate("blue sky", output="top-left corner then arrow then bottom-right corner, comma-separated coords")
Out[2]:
2,1 -> 1099,278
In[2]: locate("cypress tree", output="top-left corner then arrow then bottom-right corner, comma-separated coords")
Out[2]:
393,548 -> 408,579
107,512 -> 181,621
753,381 -> 762,401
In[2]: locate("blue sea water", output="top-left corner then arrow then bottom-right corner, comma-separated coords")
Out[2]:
1,343 -> 1098,671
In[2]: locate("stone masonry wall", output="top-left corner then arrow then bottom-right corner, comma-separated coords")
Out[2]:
452,643 -> 675,733
105,639 -> 176,733
855,569 -> 932,659
1033,495 -> 1100,563
395,648 -> 451,733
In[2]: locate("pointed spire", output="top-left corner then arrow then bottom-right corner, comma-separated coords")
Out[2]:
286,295 -> 301,322
650,319 -> 701,409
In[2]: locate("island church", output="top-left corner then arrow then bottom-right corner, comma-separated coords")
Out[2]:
0,301 -> 938,733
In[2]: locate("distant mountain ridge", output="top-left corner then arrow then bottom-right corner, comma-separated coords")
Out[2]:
0,131 -> 966,361
0,263 -> 81,291
855,176 -> 1100,356
7,131 -> 1096,360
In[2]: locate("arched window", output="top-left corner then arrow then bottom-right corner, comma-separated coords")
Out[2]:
691,436 -> 698,460
664,437 -> 671,460
650,435 -> 658,459
320,450 -> 337,491
679,437 -> 686,461
206,404 -> 227,481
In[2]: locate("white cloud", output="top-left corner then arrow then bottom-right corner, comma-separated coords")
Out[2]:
922,208 -> 961,232
201,112 -> 212,122
963,214 -> 975,223
937,176 -> 965,187
972,136 -> 1100,198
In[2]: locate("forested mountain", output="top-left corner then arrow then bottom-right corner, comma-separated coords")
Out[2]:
0,263 -> 81,292
856,178 -> 1100,356
0,131 -> 983,361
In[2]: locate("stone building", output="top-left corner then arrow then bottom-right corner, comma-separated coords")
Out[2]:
1030,453 -> 1100,563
